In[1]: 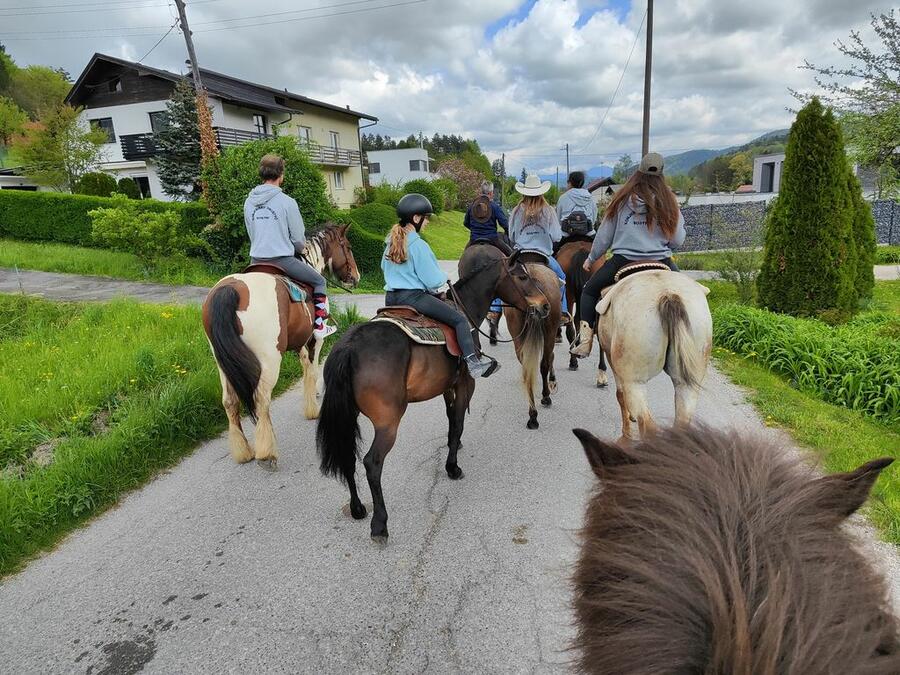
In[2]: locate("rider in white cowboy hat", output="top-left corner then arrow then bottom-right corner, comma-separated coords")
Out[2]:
503,174 -> 571,323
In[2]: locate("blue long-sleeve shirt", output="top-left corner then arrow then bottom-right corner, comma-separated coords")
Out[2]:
463,201 -> 509,241
382,231 -> 448,292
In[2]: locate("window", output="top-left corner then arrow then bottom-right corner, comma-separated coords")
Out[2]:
409,159 -> 427,172
253,114 -> 267,136
329,131 -> 340,149
369,162 -> 381,174
298,126 -> 311,144
132,176 -> 151,199
148,111 -> 168,133
333,171 -> 344,189
90,118 -> 116,143
107,78 -> 122,93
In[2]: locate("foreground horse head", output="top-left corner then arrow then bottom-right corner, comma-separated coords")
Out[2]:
572,425 -> 899,674
305,222 -> 360,289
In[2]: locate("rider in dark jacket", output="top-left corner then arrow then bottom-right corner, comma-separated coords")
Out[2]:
464,181 -> 511,253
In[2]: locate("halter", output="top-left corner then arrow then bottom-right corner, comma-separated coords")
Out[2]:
305,227 -> 357,291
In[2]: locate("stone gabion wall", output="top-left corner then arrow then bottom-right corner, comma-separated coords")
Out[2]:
679,198 -> 899,251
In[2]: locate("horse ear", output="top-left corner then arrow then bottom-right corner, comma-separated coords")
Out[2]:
339,222 -> 351,235
806,458 -> 893,523
573,428 -> 634,480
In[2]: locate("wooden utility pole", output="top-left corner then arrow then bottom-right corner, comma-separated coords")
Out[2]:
641,0 -> 654,157
173,0 -> 218,195
565,143 -> 570,178
500,152 -> 506,208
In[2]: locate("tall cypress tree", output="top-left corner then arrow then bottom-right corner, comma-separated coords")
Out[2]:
847,170 -> 876,300
757,98 -> 858,317
155,78 -> 202,201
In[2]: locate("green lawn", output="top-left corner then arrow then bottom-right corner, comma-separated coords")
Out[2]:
421,210 -> 470,260
0,293 -> 361,575
677,245 -> 900,270
875,245 -> 900,266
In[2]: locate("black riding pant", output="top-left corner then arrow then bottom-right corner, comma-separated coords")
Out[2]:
466,235 -> 513,255
385,289 -> 477,358
580,254 -> 679,327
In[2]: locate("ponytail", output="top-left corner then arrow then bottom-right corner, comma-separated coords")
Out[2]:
386,224 -> 409,263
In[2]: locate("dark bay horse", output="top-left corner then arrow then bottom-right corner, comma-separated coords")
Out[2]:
503,251 -> 561,430
317,244 -> 548,541
573,424 -> 898,674
202,223 -> 359,468
555,241 -> 605,382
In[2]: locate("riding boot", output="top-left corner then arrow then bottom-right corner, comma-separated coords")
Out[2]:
569,321 -> 594,358
465,353 -> 501,378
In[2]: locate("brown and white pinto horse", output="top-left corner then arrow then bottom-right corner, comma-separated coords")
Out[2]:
202,223 -> 359,468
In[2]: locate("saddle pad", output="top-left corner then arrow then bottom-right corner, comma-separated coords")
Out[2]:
372,306 -> 462,356
280,277 -> 308,303
242,263 -> 313,303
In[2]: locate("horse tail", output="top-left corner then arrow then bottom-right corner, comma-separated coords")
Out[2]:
570,248 -> 589,293
519,312 -> 545,403
658,293 -> 704,390
207,284 -> 261,422
317,340 -> 360,482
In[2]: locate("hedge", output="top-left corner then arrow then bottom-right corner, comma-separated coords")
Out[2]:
713,304 -> 900,426
0,189 -> 211,248
343,202 -> 396,235
334,207 -> 389,286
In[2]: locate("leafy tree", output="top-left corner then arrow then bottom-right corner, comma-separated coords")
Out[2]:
155,79 -> 202,201
611,154 -> 636,183
116,177 -> 143,199
403,178 -> 444,213
0,44 -> 15,96
794,11 -> 900,196
10,65 -> 70,120
437,158 -> 483,208
847,170 -> 876,300
728,152 -> 753,186
520,167 -> 527,183
75,171 -> 118,197
17,105 -> 107,191
757,98 -> 858,318
0,97 -> 26,145
666,174 -> 697,205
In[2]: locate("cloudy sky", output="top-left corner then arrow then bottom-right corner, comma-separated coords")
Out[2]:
1,0 -> 887,175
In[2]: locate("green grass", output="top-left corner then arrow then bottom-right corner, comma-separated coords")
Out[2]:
0,294 -> 362,575
679,245 -> 900,270
420,210 -> 470,260
713,350 -> 900,545
875,245 -> 900,266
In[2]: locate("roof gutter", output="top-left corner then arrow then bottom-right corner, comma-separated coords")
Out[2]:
357,118 -> 379,189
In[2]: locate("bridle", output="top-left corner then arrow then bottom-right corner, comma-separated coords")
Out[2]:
306,228 -> 357,292
448,256 -> 548,344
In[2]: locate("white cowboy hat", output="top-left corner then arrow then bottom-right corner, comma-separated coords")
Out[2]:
515,174 -> 552,196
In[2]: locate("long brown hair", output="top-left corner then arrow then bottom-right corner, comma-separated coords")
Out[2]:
513,194 -> 549,223
606,171 -> 680,238
385,223 -> 409,263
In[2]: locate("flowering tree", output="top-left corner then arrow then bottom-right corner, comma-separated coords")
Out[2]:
436,158 -> 482,209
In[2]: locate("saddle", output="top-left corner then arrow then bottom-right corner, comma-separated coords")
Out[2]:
371,306 -> 462,356
243,263 -> 313,303
599,260 -> 672,298
509,249 -> 550,267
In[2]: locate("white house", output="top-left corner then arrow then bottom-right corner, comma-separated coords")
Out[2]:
752,152 -> 784,194
366,148 -> 435,185
64,53 -> 377,206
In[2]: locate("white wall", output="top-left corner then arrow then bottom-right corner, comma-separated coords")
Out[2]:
366,148 -> 434,185
80,100 -> 171,164
752,153 -> 784,193
685,192 -> 778,206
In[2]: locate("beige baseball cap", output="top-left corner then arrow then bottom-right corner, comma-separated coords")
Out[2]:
638,152 -> 665,175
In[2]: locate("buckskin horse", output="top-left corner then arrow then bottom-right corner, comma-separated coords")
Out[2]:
502,250 -> 561,430
572,424 -> 898,674
316,243 -> 548,541
202,223 -> 359,468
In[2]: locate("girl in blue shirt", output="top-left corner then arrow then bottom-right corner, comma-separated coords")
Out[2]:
382,194 -> 498,378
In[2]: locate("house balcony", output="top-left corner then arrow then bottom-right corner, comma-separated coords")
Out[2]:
120,133 -> 159,161
212,127 -> 361,167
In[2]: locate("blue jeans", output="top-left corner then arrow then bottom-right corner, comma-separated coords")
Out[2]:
491,257 -> 568,314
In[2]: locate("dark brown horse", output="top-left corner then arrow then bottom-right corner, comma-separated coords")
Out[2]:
317,243 -> 548,541
555,241 -> 606,381
202,223 -> 359,468
573,424 -> 898,674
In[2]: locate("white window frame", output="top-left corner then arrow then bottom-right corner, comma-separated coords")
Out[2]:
329,131 -> 340,149
333,171 -> 344,190
298,126 -> 312,144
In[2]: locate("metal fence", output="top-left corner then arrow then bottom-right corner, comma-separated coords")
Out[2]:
679,198 -> 899,251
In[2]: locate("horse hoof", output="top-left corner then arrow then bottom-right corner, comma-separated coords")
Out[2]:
541,397 -> 552,407
527,418 -> 539,430
351,503 -> 367,520
596,372 -> 609,388
446,465 -> 464,480
489,340 -> 498,346
569,361 -> 579,371
596,381 -> 608,389
554,335 -> 563,344
256,458 -> 277,471
370,534 -> 389,547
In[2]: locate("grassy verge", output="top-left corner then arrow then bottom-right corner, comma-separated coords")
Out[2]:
713,350 -> 899,545
0,294 -> 362,575
875,245 -> 900,266
421,210 -> 469,259
0,238 -> 383,293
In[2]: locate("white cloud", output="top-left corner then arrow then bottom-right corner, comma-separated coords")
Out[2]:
1,0 -> 887,175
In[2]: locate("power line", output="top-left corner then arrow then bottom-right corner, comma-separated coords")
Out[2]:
0,0 -> 224,18
575,9 -> 647,154
136,20 -> 179,63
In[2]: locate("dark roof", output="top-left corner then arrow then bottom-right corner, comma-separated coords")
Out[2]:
66,53 -> 377,121
586,177 -> 616,192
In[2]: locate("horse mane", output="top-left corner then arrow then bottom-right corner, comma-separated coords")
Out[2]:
574,424 -> 900,675
303,222 -> 345,274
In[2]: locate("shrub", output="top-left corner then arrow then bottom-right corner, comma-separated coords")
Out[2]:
202,137 -> 333,264
116,177 -> 142,200
0,189 -> 210,247
75,172 -> 118,197
757,98 -> 858,317
875,246 -> 900,265
370,181 -> 404,207
403,178 -> 444,214
431,177 -> 458,211
848,171 -> 876,300
436,159 -> 482,209
90,194 -> 194,266
713,304 -> 899,426
344,202 -> 396,235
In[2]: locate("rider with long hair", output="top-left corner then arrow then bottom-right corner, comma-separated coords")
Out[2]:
383,193 -> 499,379
570,153 -> 686,357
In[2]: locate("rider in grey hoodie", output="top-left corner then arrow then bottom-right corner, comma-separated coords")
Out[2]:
556,171 -> 598,239
245,154 -> 335,338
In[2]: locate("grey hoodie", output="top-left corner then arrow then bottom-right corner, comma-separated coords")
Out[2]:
509,203 -> 562,256
244,184 -> 305,259
556,187 -> 598,234
587,196 -> 686,263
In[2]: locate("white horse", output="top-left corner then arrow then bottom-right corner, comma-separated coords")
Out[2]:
596,270 -> 712,441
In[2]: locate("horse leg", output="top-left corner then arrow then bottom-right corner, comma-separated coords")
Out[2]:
615,384 -> 632,442
541,332 -> 556,406
596,344 -> 609,388
673,381 -> 701,428
253,357 -> 281,469
363,420 -> 401,541
488,315 -> 499,346
218,369 -> 252,464
623,383 -> 655,439
444,374 -> 472,479
299,343 -> 320,420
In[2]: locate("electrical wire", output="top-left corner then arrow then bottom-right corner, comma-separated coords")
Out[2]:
0,0 -> 223,18
136,19 -> 179,63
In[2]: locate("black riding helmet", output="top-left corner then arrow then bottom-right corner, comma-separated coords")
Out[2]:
397,193 -> 434,230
